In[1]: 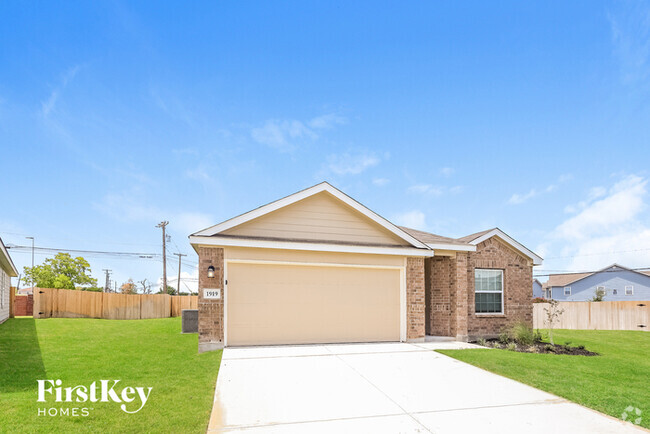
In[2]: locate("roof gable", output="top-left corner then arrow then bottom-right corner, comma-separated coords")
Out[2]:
546,263 -> 650,288
465,228 -> 543,265
192,182 -> 429,249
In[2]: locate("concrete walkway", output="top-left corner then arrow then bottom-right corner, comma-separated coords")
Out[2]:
208,342 -> 645,433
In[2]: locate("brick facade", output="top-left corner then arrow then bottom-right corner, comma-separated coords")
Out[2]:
426,238 -> 533,340
198,246 -> 225,353
406,257 -> 425,341
467,237 -> 533,338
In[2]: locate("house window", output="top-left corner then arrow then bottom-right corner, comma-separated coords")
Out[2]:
474,269 -> 503,314
625,285 -> 634,296
564,286 -> 571,296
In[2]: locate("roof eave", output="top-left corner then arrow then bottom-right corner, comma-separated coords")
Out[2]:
189,235 -> 435,257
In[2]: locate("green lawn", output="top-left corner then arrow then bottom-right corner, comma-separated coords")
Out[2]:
439,330 -> 650,428
0,317 -> 222,433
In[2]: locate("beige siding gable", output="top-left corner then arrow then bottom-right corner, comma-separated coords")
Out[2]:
221,192 -> 410,246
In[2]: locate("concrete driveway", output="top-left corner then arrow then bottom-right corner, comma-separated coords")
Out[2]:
208,342 -> 645,433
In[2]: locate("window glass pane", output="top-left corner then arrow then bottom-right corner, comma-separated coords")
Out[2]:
475,292 -> 502,313
474,269 -> 502,292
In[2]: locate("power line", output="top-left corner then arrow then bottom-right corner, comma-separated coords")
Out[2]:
6,245 -> 161,258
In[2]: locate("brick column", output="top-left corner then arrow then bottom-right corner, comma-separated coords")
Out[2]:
406,257 -> 425,342
198,246 -> 224,353
450,252 -> 469,341
429,257 -> 452,336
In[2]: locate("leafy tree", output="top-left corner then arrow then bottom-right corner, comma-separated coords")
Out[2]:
81,287 -> 103,292
591,288 -> 606,302
22,253 -> 97,290
157,285 -> 177,295
120,278 -> 138,294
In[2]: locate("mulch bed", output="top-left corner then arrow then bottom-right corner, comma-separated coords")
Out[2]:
477,339 -> 599,356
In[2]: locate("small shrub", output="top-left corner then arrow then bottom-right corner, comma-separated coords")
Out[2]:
506,342 -> 517,351
576,345 -> 585,350
498,331 -> 510,344
532,297 -> 547,303
533,329 -> 543,343
476,338 -> 487,347
509,321 -> 534,346
544,344 -> 555,353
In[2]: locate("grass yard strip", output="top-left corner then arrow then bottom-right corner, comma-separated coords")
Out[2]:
438,330 -> 649,429
0,317 -> 222,433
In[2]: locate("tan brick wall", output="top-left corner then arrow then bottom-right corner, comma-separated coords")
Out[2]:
198,246 -> 224,352
406,257 -> 425,341
467,237 -> 533,338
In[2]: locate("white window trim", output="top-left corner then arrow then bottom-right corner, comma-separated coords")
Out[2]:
625,285 -> 634,296
564,286 -> 571,296
474,269 -> 504,315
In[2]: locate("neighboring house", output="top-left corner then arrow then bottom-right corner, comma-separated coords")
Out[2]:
17,287 -> 34,295
189,182 -> 543,351
543,264 -> 650,301
532,279 -> 543,298
0,237 -> 19,324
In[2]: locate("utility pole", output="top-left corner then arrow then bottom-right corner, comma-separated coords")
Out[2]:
173,253 -> 187,295
156,221 -> 169,293
103,269 -> 112,293
26,237 -> 34,290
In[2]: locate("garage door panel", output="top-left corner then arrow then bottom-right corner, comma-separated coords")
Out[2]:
227,262 -> 400,346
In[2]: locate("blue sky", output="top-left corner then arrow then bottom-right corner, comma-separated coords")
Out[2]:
2,1 -> 650,290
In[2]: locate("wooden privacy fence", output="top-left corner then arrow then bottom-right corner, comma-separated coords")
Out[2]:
533,301 -> 649,331
34,288 -> 198,320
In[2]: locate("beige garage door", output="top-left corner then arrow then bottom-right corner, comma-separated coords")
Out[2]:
226,262 -> 401,346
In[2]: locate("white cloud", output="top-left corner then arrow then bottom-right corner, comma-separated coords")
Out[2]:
408,184 -> 443,196
508,174 -> 572,205
40,65 -> 81,118
407,184 -> 462,196
392,210 -> 427,231
325,151 -> 380,175
251,113 -> 346,152
555,175 -> 646,241
439,167 -> 454,177
508,189 -> 538,204
541,174 -> 650,271
608,3 -> 650,87
372,178 -> 390,186
308,113 -> 347,129
94,191 -> 213,235
251,119 -> 316,152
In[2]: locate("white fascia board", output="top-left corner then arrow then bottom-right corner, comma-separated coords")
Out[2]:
189,235 -> 435,257
470,229 -> 543,265
426,243 -> 476,252
191,182 -> 430,250
0,240 -> 18,276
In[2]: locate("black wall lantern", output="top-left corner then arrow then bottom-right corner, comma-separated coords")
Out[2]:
207,265 -> 215,278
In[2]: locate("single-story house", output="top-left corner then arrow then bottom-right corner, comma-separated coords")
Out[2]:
189,182 -> 542,352
0,237 -> 18,324
532,278 -> 543,298
543,264 -> 650,301
17,286 -> 34,295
